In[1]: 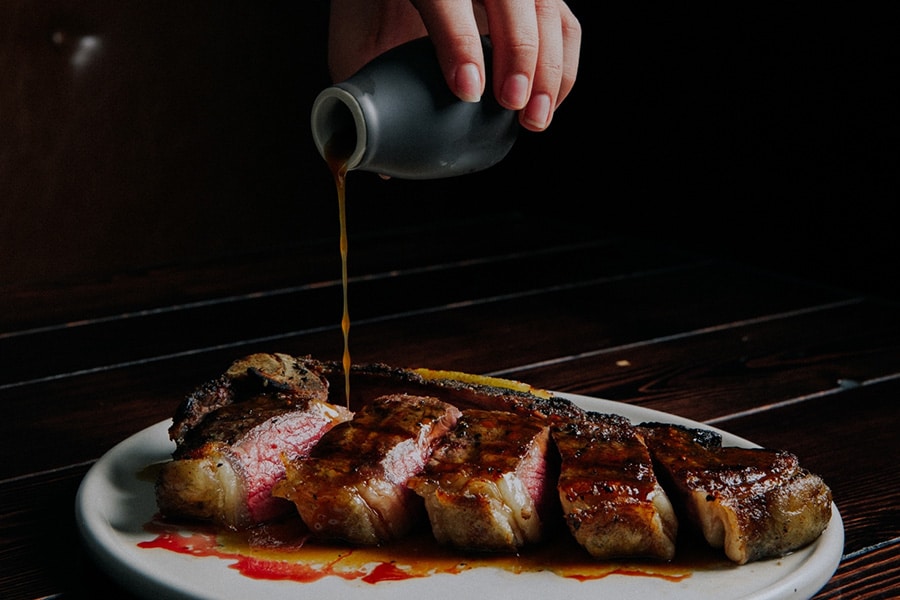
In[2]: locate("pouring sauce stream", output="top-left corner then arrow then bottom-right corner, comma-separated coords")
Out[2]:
325,135 -> 353,408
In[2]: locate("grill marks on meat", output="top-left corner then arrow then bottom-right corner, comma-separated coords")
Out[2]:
553,413 -> 678,561
409,410 -> 557,552
639,422 -> 833,564
156,353 -> 834,565
273,394 -> 461,545
158,394 -> 352,528
156,354 -> 352,530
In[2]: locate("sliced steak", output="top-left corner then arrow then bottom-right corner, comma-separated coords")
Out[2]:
316,360 -> 584,421
168,353 -> 332,446
273,394 -> 461,545
552,413 -> 678,561
640,422 -> 833,564
156,353 -> 351,530
408,409 -> 557,552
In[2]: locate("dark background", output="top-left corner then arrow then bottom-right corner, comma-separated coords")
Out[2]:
2,2 -> 897,302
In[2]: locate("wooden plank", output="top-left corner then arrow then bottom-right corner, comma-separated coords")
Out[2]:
0,278 -> 890,478
500,299 -> 900,422
0,215 -> 622,331
814,542 -> 900,599
0,234 -> 695,382
1,254 -> 853,387
0,465 -> 134,599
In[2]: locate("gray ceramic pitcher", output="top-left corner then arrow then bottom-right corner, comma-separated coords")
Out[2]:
310,36 -> 518,180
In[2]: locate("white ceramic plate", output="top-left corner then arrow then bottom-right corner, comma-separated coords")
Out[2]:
76,392 -> 843,600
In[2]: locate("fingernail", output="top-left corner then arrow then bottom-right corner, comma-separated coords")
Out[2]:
454,63 -> 482,102
500,73 -> 530,110
522,93 -> 553,130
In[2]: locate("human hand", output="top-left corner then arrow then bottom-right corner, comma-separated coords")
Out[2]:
327,0 -> 581,132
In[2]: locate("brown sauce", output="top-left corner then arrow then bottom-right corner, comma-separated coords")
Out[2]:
324,135 -> 355,408
139,515 -> 725,586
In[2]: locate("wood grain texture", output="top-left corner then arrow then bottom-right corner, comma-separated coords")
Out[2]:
3,3 -> 899,598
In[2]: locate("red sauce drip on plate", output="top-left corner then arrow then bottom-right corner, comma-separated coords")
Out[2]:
139,516 -> 703,586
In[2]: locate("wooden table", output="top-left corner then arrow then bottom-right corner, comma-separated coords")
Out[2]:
2,197 -> 897,599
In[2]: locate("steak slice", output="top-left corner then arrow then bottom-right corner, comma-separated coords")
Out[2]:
273,394 -> 461,545
552,413 -> 678,561
168,353 -> 333,446
156,353 -> 352,530
408,409 -> 557,552
640,422 -> 833,564
315,360 -> 584,421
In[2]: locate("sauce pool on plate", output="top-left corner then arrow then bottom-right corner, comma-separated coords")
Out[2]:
138,514 -> 721,586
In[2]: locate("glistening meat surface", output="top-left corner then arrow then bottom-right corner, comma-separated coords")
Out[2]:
273,394 -> 460,545
156,354 -> 352,529
155,353 -> 834,565
553,412 -> 678,561
639,422 -> 833,564
409,409 -> 557,552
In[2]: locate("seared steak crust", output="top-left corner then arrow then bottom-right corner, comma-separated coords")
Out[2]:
553,413 -> 678,561
169,353 -> 331,446
273,394 -> 461,545
155,352 -> 834,565
156,353 -> 350,530
409,409 -> 556,552
316,360 -> 584,422
168,375 -> 234,447
640,422 -> 833,564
